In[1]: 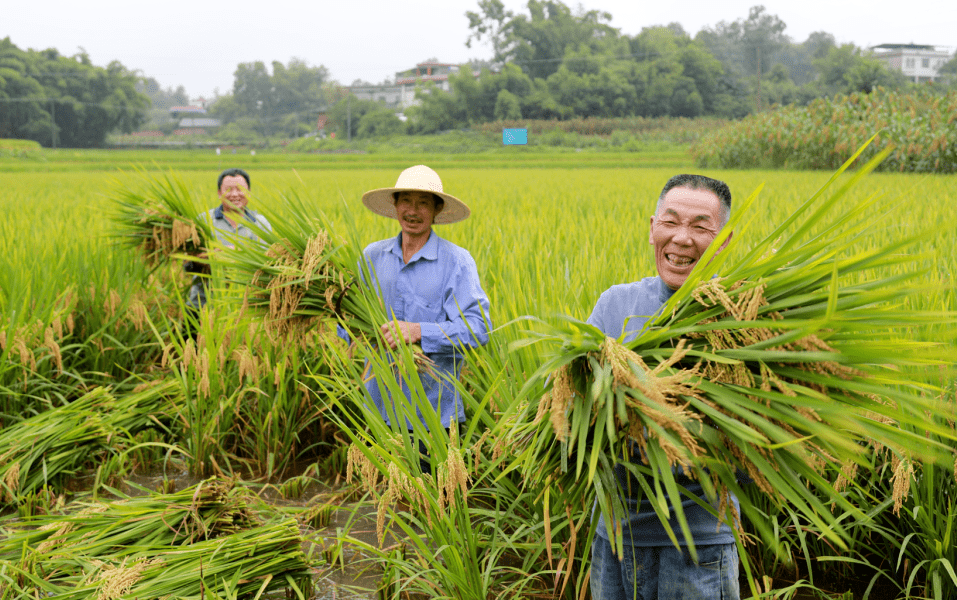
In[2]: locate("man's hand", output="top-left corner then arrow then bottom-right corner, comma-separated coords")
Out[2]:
380,320 -> 422,349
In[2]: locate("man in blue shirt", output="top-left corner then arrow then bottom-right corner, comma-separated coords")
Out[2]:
589,174 -> 739,600
184,168 -> 272,330
357,165 -> 490,459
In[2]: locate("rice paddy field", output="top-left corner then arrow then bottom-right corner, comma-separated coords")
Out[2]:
1,147 -> 956,599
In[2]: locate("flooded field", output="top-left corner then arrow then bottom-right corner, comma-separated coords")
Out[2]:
1,161 -> 955,598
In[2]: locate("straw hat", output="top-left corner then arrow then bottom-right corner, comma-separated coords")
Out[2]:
361,165 -> 470,224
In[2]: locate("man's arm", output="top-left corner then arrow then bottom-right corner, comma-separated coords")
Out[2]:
422,255 -> 490,355
383,255 -> 490,354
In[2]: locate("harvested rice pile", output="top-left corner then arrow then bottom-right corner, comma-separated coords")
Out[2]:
0,382 -> 178,506
0,478 -> 313,598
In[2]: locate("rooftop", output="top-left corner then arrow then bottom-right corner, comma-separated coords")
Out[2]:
872,43 -> 938,51
170,105 -> 207,114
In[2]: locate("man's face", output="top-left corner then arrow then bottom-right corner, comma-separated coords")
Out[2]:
649,186 -> 730,290
219,175 -> 249,213
394,191 -> 440,238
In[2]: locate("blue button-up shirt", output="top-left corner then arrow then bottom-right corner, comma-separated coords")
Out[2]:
357,231 -> 491,430
186,205 -> 272,308
587,276 -> 739,547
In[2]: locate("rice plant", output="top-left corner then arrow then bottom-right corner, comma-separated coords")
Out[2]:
2,146 -> 956,598
509,145 -> 957,596
109,169 -> 213,267
0,381 -> 180,506
0,478 -> 313,599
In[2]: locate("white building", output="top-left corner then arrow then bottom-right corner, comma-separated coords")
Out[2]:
871,44 -> 952,83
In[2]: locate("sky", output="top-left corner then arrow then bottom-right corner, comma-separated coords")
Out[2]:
5,0 -> 955,100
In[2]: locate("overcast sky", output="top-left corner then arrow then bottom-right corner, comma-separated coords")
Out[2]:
5,0 -> 954,99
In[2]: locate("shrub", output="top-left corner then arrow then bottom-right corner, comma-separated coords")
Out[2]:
692,88 -> 957,173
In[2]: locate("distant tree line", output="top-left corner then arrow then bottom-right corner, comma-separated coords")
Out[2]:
0,37 -> 147,147
206,59 -> 342,142
400,1 -> 944,134
4,2 -> 957,147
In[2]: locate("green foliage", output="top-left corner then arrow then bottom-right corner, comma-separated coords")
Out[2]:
493,89 -> 522,120
357,108 -> 405,138
0,37 -> 149,147
208,58 -> 332,141
0,383 -> 178,504
692,89 -> 957,173
0,479 -> 313,599
328,95 -> 395,139
815,44 -> 909,95
2,156 -> 956,598
417,14 -> 741,126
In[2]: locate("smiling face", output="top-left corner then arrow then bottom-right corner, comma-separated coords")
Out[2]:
394,191 -> 441,239
649,186 -> 731,290
219,175 -> 249,213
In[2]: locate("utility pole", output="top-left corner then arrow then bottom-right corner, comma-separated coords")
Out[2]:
50,100 -> 57,150
347,96 -> 351,142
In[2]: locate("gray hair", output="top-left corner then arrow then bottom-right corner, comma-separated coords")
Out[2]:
656,174 -> 732,227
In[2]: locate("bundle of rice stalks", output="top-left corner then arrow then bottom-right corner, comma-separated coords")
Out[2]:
220,192 -> 435,369
512,145 -> 957,557
0,480 -> 312,599
0,477 -> 254,560
110,170 -> 213,267
0,381 -> 178,505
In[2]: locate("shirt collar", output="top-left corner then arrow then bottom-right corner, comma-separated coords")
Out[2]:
657,276 -> 677,303
213,204 -> 256,224
391,230 -> 440,263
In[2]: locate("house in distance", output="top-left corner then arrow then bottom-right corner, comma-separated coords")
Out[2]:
871,44 -> 952,83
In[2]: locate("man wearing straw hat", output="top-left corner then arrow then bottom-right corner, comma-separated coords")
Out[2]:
356,164 -> 491,464
588,174 -> 741,600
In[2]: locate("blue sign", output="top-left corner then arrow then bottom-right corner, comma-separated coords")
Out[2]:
503,128 -> 528,145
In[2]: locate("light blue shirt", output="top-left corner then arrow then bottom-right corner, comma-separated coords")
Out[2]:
587,276 -> 739,547
186,205 -> 272,308
357,231 -> 490,430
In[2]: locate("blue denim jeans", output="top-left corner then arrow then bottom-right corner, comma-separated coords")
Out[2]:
590,535 -> 740,600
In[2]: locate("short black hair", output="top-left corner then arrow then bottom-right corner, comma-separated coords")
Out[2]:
657,174 -> 732,226
392,191 -> 445,212
217,168 -> 251,191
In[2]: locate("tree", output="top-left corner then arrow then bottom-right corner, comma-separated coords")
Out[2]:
271,58 -> 328,116
803,31 -> 837,61
328,96 -> 389,139
938,53 -> 957,86
139,78 -> 189,110
815,44 -> 906,95
697,5 -> 790,110
0,38 -> 49,143
210,58 -> 331,139
406,83 -> 468,134
356,108 -> 405,138
626,26 -> 728,117
736,6 -> 788,81
232,61 -> 275,124
493,89 -> 522,119
0,38 -> 148,147
466,0 -> 618,80
465,0 -> 514,64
